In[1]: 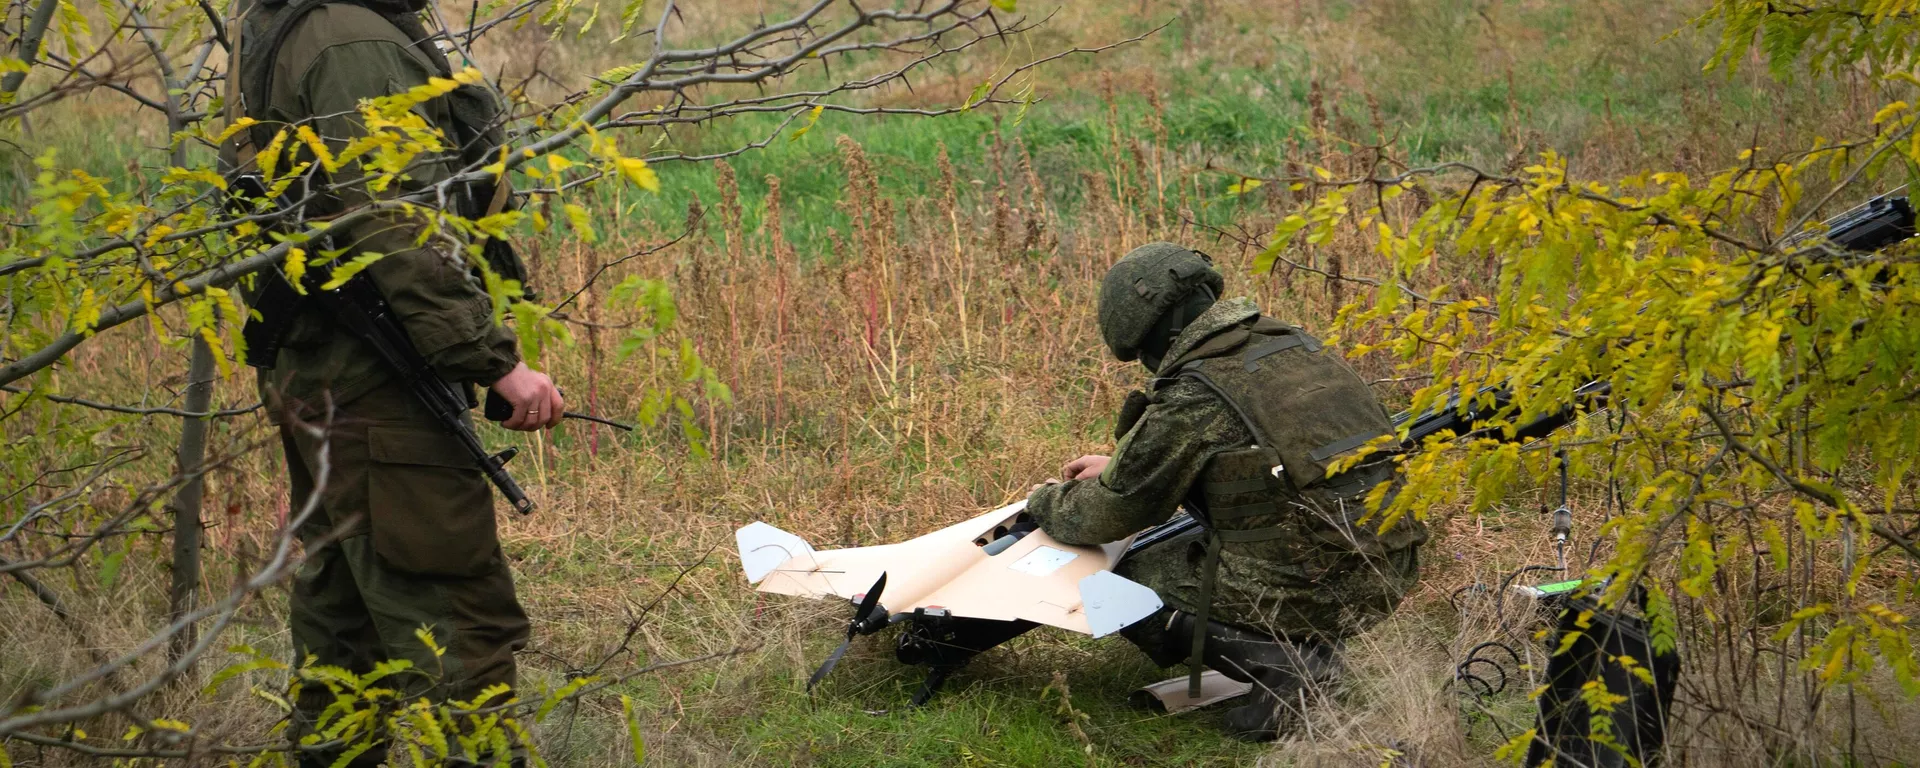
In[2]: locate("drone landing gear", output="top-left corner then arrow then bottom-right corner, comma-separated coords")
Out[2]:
894,611 -> 1037,707
911,667 -> 957,707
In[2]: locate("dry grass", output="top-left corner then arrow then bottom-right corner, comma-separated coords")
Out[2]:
7,0 -> 1920,765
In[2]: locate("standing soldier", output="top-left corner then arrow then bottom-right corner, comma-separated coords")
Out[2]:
1026,243 -> 1428,741
222,0 -> 558,764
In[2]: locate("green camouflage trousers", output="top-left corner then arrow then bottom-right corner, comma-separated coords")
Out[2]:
276,380 -> 530,765
1115,526 -> 1419,642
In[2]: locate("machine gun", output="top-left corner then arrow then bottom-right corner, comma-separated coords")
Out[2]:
226,165 -> 538,516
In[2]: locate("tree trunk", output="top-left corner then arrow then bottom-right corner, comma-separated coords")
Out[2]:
166,335 -> 216,666
0,0 -> 61,96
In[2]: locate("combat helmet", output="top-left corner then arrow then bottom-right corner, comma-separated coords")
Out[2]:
1098,242 -> 1224,370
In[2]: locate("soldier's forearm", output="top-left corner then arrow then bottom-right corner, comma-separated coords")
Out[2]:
1032,479 -> 1172,546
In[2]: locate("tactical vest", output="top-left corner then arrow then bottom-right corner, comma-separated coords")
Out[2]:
1150,318 -> 1427,695
220,0 -> 530,364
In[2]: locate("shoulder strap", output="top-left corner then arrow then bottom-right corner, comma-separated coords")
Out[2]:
238,0 -> 336,150
1175,367 -> 1277,450
239,0 -> 455,143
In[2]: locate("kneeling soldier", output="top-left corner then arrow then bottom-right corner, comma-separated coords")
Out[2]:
1026,243 -> 1427,741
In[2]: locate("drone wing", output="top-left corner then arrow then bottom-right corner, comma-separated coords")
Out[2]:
738,501 -> 1162,637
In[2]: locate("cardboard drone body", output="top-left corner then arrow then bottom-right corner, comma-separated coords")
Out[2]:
737,501 -> 1165,703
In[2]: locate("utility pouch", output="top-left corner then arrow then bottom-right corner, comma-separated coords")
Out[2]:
1197,446 -> 1289,533
366,423 -> 501,577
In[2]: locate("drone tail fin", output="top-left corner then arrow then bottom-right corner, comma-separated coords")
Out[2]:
736,522 -> 816,584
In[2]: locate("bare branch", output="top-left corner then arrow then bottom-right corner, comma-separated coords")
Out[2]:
1,384 -> 260,419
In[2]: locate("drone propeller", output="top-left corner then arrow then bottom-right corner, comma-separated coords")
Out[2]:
807,572 -> 890,692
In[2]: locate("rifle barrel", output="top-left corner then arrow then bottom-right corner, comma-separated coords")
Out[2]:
1126,190 -> 1917,558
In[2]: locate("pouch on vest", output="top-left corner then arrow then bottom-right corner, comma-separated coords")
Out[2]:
1180,325 -> 1395,494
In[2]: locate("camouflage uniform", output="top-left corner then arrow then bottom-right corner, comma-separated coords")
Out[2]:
1028,297 -> 1424,640
227,1 -> 528,762
1027,243 -> 1427,740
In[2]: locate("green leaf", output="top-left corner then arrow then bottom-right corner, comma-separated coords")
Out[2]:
97,541 -> 128,589
621,694 -> 647,764
535,676 -> 598,722
205,655 -> 289,695
1252,215 -> 1308,274
961,79 -> 992,111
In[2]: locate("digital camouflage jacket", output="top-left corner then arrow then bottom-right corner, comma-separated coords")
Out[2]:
1028,298 -> 1427,640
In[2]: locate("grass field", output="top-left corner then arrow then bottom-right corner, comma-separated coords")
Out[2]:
5,0 -> 1917,765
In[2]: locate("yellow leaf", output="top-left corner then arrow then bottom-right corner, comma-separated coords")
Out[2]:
284,248 -> 309,295
214,117 -> 259,144
616,156 -> 660,192
414,626 -> 447,658
789,104 -> 826,142
161,166 -> 228,191
1226,178 -> 1263,196
564,203 -> 599,243
294,125 -> 337,171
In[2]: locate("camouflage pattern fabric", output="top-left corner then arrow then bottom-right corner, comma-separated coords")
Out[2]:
1096,242 -> 1224,363
1028,298 -> 1425,641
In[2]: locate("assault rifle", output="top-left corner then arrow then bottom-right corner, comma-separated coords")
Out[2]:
247,269 -> 538,515
233,169 -> 632,516
229,164 -> 536,515
1127,189 -> 1917,556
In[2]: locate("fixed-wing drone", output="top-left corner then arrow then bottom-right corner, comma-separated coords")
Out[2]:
736,500 -> 1166,704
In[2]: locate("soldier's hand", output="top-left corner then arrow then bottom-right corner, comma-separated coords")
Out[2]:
1061,455 -> 1111,480
491,362 -> 565,431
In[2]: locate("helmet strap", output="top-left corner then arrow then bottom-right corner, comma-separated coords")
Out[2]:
1138,284 -> 1218,373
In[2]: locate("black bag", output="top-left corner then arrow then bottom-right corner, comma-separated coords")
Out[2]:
1526,595 -> 1681,768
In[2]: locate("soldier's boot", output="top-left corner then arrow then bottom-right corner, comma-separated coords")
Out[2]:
1189,618 -> 1342,742
1119,607 -> 1193,669
1119,609 -> 1342,740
